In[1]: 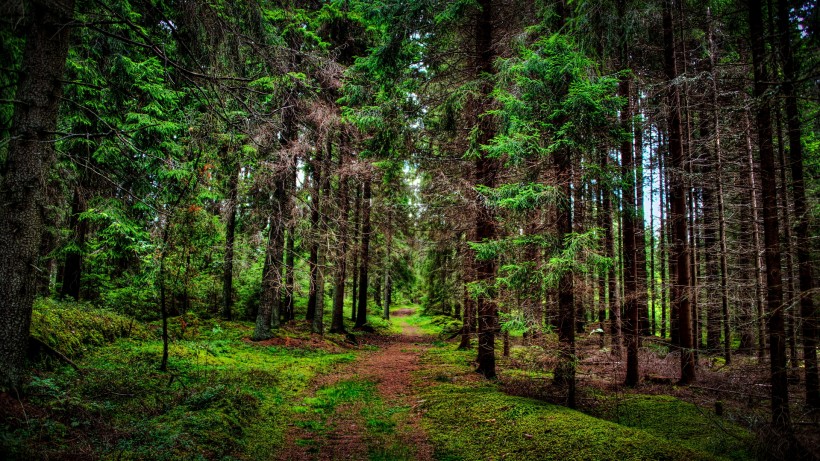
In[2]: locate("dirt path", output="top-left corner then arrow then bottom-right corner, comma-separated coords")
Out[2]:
276,308 -> 434,461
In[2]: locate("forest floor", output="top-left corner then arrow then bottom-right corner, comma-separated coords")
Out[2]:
3,300 -> 816,460
275,306 -> 435,460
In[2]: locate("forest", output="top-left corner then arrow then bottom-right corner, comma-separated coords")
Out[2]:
0,0 -> 818,459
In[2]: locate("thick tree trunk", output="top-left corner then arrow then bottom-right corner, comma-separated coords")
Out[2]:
355,180 -> 371,328
472,0 -> 499,380
663,0 -> 695,384
0,0 -> 76,390
777,0 -> 818,408
748,0 -> 789,429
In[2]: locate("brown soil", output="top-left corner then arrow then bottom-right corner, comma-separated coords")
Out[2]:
276,308 -> 434,461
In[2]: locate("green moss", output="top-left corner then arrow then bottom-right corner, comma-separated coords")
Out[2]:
594,395 -> 755,461
414,345 -> 753,461
30,298 -> 146,358
4,320 -> 356,460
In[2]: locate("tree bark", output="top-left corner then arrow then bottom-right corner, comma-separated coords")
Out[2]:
748,0 -> 789,429
663,0 -> 695,384
472,0 -> 499,380
330,136 -> 350,334
222,155 -> 240,321
776,0 -> 818,408
355,180 -> 372,328
0,0 -> 76,390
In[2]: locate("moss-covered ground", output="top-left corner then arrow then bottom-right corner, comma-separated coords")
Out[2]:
1,301 -> 759,460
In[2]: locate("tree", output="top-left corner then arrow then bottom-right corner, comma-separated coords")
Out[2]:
748,0 -> 789,429
663,0 -> 694,385
0,0 -> 76,390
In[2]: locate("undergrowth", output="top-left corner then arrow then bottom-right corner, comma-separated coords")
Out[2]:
2,312 -> 355,460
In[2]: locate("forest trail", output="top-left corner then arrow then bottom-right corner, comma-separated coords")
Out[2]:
276,307 -> 435,460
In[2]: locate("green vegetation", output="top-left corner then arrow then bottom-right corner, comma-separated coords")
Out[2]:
415,342 -> 755,461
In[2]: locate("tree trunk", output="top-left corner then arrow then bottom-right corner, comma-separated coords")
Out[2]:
307,149 -> 323,322
777,0 -> 818,408
283,165 -> 297,322
222,157 -> 240,321
356,180 -> 372,328
351,184 -> 361,322
330,138 -> 350,334
619,76 -> 639,387
663,0 -> 694,384
748,0 -> 789,429
0,0 -> 76,390
60,187 -> 87,300
472,0 -> 498,380
383,214 -> 392,320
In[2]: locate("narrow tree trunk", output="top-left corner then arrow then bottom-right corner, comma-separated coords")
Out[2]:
222,157 -> 239,321
748,0 -> 789,429
383,215 -> 392,320
330,139 -> 350,334
619,76 -> 640,387
283,164 -> 297,322
307,150 -> 323,322
351,184 -> 361,322
60,187 -> 87,300
708,10 -> 731,363
356,180 -> 372,328
663,0 -> 695,384
0,0 -> 76,390
777,0 -> 818,407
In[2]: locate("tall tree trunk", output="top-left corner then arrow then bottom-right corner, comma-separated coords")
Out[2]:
355,180 -> 372,328
350,184 -> 361,322
555,145 -> 576,404
383,213 -> 392,320
777,0 -> 818,408
663,0 -> 695,384
748,0 -> 789,429
602,150 -> 620,352
618,0 -> 639,386
659,130 -> 668,340
708,10 -> 731,363
307,150 -> 323,322
619,76 -> 639,387
312,137 -> 333,334
472,0 -> 498,380
254,181 -> 286,340
330,138 -> 350,334
222,157 -> 240,321
283,165 -> 297,322
0,0 -> 76,390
